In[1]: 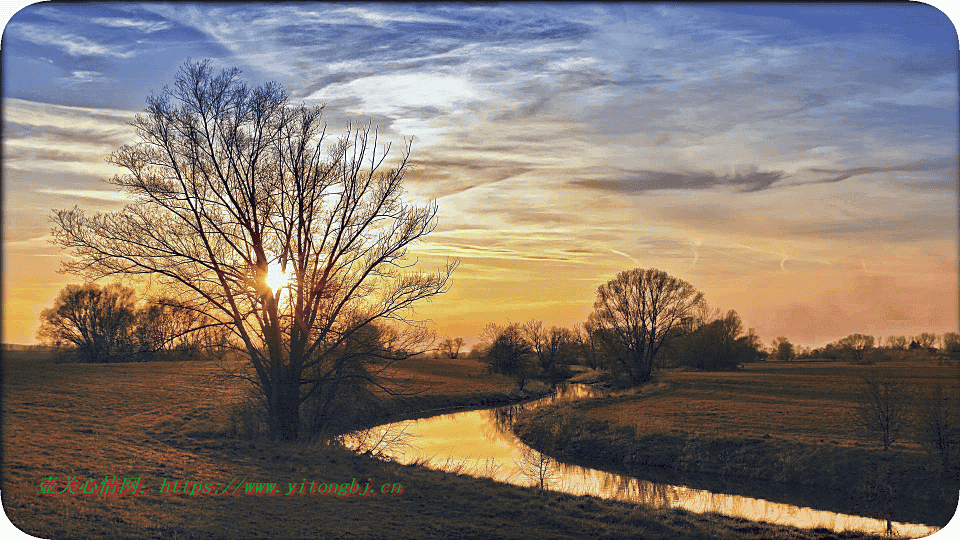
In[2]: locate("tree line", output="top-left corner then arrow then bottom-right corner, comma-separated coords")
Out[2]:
38,282 -> 230,363
458,268 -> 767,389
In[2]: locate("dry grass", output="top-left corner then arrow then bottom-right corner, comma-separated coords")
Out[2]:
2,351 -> 894,539
513,360 -> 960,529
590,361 -> 957,449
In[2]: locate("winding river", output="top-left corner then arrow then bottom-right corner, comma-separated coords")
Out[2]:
347,384 -> 940,538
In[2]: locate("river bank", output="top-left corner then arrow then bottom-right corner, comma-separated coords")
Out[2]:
511,366 -> 959,528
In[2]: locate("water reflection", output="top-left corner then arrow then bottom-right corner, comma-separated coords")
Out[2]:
346,384 -> 938,537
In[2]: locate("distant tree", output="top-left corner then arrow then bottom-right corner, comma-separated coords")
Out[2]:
772,337 -> 795,362
483,323 -> 537,389
679,310 -> 760,370
886,336 -> 907,350
38,283 -> 139,363
914,333 -> 939,349
136,297 -> 231,360
440,337 -> 465,359
909,340 -> 922,350
943,332 -> 960,357
573,323 -> 602,369
587,268 -> 704,385
836,334 -> 875,364
523,320 -> 575,381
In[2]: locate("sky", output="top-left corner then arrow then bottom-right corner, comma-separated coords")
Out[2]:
2,2 -> 958,348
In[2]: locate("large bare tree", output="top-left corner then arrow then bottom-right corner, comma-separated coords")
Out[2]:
587,268 -> 703,385
52,60 -> 455,440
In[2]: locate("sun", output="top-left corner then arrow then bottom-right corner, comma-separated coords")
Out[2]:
265,260 -> 292,292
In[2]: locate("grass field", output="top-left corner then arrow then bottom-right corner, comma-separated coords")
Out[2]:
1,351 -> 898,539
586,360 -> 957,448
514,360 -> 960,529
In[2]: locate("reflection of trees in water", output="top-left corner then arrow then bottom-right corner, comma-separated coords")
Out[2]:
516,447 -> 560,492
486,403 -> 530,435
344,421 -> 418,461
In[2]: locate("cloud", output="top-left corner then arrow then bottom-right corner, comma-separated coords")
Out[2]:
91,16 -> 172,33
12,23 -> 138,58
805,157 -> 958,185
572,166 -> 787,193
35,188 -> 130,202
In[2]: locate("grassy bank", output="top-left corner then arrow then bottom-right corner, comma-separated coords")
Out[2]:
512,362 -> 959,528
3,351 -> 893,539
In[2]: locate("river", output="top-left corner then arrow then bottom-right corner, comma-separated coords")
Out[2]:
346,383 -> 940,538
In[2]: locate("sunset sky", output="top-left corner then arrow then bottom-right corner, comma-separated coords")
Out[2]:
3,3 -> 958,348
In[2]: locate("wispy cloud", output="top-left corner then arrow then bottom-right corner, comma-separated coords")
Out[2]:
91,16 -> 172,33
805,157 -> 958,185
12,23 -> 138,58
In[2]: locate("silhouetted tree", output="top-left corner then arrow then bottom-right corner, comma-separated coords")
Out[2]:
523,320 -> 575,381
51,60 -> 454,440
943,332 -> 960,358
886,335 -> 907,350
772,336 -> 795,362
836,334 -> 875,364
587,268 -> 704,385
37,283 -> 139,363
440,337 -> 465,359
483,323 -> 537,389
679,310 -> 758,370
914,332 -> 939,349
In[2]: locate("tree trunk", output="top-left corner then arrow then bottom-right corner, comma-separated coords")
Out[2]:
267,369 -> 301,441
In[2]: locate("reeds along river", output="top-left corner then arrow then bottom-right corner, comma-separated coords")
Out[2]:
345,384 -> 939,538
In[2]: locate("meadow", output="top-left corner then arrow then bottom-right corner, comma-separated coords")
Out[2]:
514,359 -> 960,528
0,350 -> 908,539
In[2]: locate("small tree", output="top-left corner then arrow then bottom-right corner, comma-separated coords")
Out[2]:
915,382 -> 960,476
853,371 -> 911,452
38,283 -> 139,363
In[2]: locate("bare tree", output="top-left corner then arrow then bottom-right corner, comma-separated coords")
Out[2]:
943,332 -> 960,357
522,321 -> 574,378
439,337 -> 465,359
37,283 -> 139,362
51,61 -> 455,440
572,323 -> 601,370
886,335 -> 907,350
483,323 -> 537,389
837,334 -> 875,364
853,371 -> 911,452
914,332 -> 939,349
915,382 -> 960,475
587,268 -> 704,385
